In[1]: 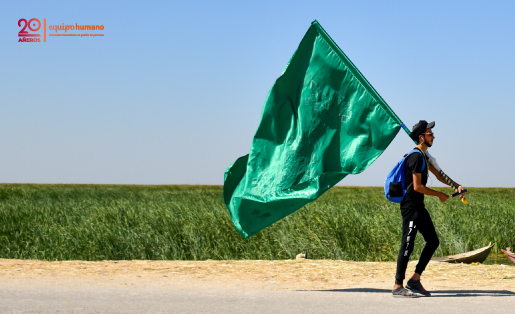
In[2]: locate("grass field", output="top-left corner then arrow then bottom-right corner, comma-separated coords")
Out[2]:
0,184 -> 513,261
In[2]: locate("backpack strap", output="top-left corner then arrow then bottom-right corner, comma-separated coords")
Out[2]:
404,149 -> 426,192
412,147 -> 428,171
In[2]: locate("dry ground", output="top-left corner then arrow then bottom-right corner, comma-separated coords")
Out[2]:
1,258 -> 515,291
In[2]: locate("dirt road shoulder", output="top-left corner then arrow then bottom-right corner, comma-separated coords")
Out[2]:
1,259 -> 514,291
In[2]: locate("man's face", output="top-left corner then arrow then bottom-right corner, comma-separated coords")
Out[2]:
421,128 -> 435,147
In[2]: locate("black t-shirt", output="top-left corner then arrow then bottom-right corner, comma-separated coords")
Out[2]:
400,149 -> 428,209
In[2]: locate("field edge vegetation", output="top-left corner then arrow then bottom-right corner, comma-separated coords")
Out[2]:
0,184 -> 513,261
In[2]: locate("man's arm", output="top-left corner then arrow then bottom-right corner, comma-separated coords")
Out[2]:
429,165 -> 464,193
412,173 -> 449,202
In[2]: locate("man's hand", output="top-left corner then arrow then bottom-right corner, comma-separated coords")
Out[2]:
438,192 -> 449,203
457,186 -> 466,194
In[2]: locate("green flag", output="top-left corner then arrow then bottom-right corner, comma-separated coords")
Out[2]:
224,21 -> 405,238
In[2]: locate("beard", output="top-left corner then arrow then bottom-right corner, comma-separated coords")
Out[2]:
426,140 -> 433,147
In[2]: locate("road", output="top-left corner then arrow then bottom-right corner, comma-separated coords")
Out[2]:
1,259 -> 514,313
1,284 -> 514,314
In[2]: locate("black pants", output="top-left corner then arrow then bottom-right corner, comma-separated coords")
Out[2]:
395,207 -> 440,285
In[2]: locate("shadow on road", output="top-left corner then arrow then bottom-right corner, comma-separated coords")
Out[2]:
312,288 -> 515,297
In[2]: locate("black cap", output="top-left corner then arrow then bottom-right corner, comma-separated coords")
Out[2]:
410,120 -> 435,141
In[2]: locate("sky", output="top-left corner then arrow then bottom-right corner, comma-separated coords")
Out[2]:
0,0 -> 514,187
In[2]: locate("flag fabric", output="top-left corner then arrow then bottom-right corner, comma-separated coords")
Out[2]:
224,21 -> 405,238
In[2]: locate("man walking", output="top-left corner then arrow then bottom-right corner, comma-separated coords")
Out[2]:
392,120 -> 465,298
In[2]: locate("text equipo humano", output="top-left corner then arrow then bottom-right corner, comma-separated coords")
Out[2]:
49,23 -> 104,32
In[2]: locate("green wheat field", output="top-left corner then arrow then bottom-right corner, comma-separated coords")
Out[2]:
0,184 -> 513,261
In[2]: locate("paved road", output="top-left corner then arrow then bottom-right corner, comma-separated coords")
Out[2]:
1,285 -> 514,314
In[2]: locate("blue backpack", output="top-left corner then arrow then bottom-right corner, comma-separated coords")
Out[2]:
384,149 -> 426,203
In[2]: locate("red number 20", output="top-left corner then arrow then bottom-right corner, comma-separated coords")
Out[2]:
18,18 -> 41,34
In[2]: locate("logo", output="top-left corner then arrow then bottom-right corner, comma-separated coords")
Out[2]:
18,18 -> 104,43
18,18 -> 44,42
